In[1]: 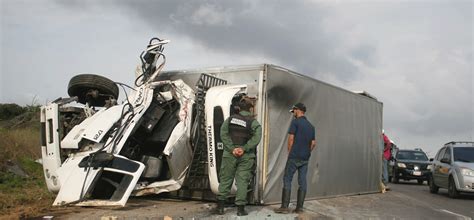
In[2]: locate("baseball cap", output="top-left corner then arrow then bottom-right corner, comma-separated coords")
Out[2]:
290,103 -> 306,113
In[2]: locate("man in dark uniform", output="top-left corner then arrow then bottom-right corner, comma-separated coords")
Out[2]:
275,103 -> 316,214
213,97 -> 262,216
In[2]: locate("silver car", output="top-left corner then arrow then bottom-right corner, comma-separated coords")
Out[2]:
429,141 -> 474,198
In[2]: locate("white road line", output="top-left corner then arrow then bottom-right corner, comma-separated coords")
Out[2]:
439,209 -> 472,220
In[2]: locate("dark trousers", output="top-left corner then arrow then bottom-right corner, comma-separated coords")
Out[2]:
283,158 -> 308,191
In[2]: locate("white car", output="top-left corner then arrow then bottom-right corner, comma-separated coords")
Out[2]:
429,141 -> 474,198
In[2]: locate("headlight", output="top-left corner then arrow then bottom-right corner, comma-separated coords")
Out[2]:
460,168 -> 474,177
427,165 -> 433,170
397,163 -> 406,168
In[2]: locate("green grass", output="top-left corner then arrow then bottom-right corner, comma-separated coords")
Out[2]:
0,157 -> 54,219
0,109 -> 55,219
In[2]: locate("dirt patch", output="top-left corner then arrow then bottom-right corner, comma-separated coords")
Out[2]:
30,198 -> 215,220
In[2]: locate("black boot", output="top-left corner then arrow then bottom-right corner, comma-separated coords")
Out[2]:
274,189 -> 291,214
212,200 -> 225,215
294,188 -> 306,213
237,205 -> 248,216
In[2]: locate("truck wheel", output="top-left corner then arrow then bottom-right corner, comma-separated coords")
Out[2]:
68,74 -> 119,107
448,176 -> 460,198
429,175 -> 439,193
417,179 -> 424,185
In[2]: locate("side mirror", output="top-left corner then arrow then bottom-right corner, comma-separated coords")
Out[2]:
440,158 -> 450,164
429,158 -> 434,162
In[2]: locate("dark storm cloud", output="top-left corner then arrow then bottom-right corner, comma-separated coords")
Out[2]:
58,0 -> 362,82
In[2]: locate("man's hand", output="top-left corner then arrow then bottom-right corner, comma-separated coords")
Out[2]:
288,134 -> 295,152
233,147 -> 244,157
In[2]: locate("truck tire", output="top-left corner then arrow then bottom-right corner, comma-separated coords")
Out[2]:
68,74 -> 119,107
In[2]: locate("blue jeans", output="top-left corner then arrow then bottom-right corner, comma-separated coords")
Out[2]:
382,158 -> 389,184
283,158 -> 309,191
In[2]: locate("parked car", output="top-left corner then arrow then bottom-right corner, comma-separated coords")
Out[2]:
389,149 -> 431,184
429,141 -> 474,198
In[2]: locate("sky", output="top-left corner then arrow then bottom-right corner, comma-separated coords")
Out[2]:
1,0 -> 472,156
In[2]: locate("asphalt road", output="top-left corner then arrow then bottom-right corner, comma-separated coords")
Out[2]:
388,180 -> 474,219
36,181 -> 474,219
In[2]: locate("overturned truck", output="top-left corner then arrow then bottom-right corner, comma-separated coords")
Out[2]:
40,38 -> 383,207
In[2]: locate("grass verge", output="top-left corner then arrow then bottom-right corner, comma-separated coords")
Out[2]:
0,126 -> 55,219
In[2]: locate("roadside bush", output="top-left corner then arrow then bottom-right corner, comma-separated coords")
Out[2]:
0,104 -> 26,120
0,104 -> 41,130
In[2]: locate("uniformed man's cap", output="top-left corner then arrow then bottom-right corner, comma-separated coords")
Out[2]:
290,103 -> 306,113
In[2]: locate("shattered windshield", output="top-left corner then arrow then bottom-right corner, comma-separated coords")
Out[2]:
453,147 -> 474,163
397,151 -> 428,161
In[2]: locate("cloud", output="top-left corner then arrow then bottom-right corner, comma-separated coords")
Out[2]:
91,0 -> 362,82
263,1 -> 472,151
188,3 -> 234,26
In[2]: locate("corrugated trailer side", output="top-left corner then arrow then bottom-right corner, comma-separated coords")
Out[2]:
261,65 -> 382,204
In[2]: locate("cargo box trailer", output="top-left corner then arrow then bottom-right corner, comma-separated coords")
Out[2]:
159,64 -> 383,204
